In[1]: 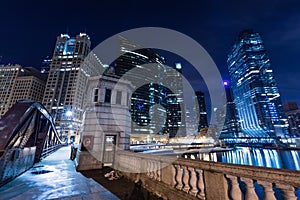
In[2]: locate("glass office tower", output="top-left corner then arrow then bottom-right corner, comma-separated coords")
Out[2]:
195,91 -> 208,131
227,30 -> 288,137
114,36 -> 184,138
219,81 -> 241,138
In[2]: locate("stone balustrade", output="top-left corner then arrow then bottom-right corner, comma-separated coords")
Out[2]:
114,150 -> 300,200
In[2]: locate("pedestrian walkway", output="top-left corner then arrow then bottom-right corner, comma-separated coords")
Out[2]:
0,146 -> 119,200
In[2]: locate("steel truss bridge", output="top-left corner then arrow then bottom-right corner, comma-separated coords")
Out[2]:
0,100 -> 64,186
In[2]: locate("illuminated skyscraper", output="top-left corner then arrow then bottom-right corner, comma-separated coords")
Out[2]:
219,81 -> 240,138
115,36 -> 166,136
195,91 -> 208,131
0,65 -> 46,118
115,37 -> 184,138
41,56 -> 52,75
165,63 -> 185,138
283,102 -> 300,136
42,33 -> 102,143
227,30 -> 288,137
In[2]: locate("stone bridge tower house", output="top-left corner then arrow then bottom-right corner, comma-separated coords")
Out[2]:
76,69 -> 133,170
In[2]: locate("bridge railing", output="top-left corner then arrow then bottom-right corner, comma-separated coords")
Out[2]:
40,144 -> 63,159
0,101 -> 64,186
115,150 -> 300,200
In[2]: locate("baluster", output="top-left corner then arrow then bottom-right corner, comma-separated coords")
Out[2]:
188,167 -> 198,196
171,164 -> 177,187
156,161 -> 161,181
257,180 -> 276,200
182,165 -> 190,193
149,161 -> 153,178
137,158 -> 141,174
195,169 -> 205,199
151,161 -> 156,179
241,177 -> 259,200
134,158 -> 141,184
147,160 -> 151,177
149,160 -> 153,178
133,158 -> 136,172
175,164 -> 183,190
153,161 -> 158,180
226,175 -> 242,200
146,160 -> 151,177
276,184 -> 297,200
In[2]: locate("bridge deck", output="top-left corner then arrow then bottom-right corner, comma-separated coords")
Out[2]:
0,146 -> 119,200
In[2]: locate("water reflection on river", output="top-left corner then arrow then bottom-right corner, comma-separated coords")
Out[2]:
185,147 -> 300,170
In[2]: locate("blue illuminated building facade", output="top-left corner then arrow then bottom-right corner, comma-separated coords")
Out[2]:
227,30 -> 289,137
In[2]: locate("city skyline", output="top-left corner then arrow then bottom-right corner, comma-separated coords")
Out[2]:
1,0 -> 300,106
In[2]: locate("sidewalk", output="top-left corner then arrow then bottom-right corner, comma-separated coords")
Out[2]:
0,146 -> 119,200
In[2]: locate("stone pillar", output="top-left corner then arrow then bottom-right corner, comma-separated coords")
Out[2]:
204,171 -> 229,200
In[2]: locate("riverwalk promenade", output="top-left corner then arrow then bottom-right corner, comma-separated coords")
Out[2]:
0,146 -> 119,200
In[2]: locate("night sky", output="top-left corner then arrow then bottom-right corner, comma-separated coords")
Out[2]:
1,0 -> 300,105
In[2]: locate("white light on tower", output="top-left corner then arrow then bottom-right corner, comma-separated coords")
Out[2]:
66,110 -> 73,117
175,63 -> 182,70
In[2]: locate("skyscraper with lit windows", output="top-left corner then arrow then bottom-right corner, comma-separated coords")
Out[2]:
219,81 -> 240,138
115,37 -> 184,138
283,102 -> 300,136
0,65 -> 46,118
227,29 -> 288,137
195,91 -> 208,131
42,33 -> 102,143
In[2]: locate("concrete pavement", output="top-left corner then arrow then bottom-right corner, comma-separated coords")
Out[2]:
0,146 -> 119,200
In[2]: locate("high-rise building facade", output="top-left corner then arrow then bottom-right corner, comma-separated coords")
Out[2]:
115,36 -> 166,136
227,30 -> 288,137
41,56 -> 52,75
42,33 -> 102,143
219,81 -> 240,138
283,102 -> 300,136
185,91 -> 208,137
195,91 -> 208,131
114,37 -> 184,138
0,65 -> 21,117
165,63 -> 185,138
0,65 -> 46,117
